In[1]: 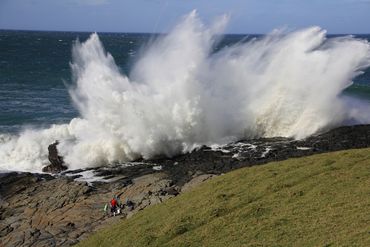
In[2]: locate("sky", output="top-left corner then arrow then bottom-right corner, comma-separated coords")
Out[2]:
0,0 -> 370,34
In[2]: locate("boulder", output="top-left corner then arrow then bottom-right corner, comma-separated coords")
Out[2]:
42,141 -> 67,173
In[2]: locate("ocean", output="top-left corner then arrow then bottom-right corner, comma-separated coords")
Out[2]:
0,30 -> 148,133
1,17 -> 370,173
1,30 -> 369,134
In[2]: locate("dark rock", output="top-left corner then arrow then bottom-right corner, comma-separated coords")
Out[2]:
2,124 -> 370,247
42,141 -> 67,174
157,124 -> 370,186
0,225 -> 13,237
162,186 -> 179,196
0,172 -> 53,199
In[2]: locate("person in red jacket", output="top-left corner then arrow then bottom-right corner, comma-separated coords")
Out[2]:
110,197 -> 118,216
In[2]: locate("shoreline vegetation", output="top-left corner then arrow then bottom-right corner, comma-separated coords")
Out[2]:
1,124 -> 370,246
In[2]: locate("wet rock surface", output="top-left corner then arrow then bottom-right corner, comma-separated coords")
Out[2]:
154,124 -> 370,185
1,124 -> 370,246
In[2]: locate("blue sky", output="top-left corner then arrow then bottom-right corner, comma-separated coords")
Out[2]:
0,0 -> 370,34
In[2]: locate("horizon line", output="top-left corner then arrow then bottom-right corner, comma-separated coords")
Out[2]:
1,28 -> 369,36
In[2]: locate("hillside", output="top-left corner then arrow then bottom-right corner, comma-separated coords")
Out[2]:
77,148 -> 370,246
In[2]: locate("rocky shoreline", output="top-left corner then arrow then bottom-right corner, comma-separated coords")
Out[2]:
1,124 -> 370,247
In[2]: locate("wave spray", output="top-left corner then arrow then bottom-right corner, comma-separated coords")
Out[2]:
1,11 -> 370,172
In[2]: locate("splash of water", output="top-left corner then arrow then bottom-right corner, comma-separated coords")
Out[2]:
1,10 -> 370,172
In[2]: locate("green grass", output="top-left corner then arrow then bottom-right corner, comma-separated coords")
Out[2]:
77,148 -> 370,247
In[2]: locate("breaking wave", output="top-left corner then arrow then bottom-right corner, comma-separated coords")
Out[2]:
1,10 -> 370,172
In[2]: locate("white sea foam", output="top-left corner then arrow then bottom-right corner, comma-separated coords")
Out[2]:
261,147 -> 272,158
297,147 -> 311,150
1,10 -> 370,172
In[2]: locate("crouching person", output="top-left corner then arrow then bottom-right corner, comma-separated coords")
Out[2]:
110,197 -> 118,216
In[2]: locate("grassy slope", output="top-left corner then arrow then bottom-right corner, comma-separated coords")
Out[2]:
77,148 -> 370,247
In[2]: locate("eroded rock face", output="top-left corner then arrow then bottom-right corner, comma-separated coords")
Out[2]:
0,173 -> 93,246
0,172 -> 181,247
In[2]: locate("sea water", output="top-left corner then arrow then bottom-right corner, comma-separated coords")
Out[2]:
0,31 -> 149,133
1,11 -> 370,172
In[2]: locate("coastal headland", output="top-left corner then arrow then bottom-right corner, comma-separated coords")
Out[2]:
1,124 -> 370,246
